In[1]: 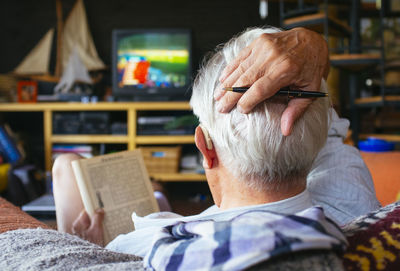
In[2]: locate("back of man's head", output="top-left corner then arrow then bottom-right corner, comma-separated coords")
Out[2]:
190,27 -> 329,192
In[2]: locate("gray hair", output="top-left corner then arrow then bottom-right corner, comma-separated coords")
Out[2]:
190,27 -> 329,192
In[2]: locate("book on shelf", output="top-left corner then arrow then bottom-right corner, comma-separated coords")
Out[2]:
52,144 -> 93,160
137,116 -> 175,125
71,149 -> 159,245
0,124 -> 25,164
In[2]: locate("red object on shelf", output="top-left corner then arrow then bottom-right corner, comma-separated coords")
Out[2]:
17,81 -> 38,103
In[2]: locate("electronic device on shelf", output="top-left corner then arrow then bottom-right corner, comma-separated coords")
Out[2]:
112,29 -> 192,101
137,114 -> 198,135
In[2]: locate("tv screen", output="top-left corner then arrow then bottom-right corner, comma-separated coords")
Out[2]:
112,29 -> 192,101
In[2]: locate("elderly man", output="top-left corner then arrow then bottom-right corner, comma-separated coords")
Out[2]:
190,27 -> 329,208
52,27 -> 379,268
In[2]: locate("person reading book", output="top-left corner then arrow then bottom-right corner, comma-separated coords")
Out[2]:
52,27 -> 379,259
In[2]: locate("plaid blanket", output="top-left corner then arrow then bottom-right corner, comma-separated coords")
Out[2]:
144,206 -> 347,271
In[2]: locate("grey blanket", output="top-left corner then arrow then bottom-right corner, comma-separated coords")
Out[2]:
0,228 -> 144,271
0,228 -> 343,271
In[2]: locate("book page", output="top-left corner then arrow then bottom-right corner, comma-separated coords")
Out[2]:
72,150 -> 159,245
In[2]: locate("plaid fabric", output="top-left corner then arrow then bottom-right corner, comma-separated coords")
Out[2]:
144,206 -> 347,271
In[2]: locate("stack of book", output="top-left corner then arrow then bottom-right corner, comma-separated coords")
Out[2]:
52,145 -> 93,160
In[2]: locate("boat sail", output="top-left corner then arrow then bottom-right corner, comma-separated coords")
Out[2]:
14,29 -> 55,76
13,0 -> 105,90
61,0 -> 105,72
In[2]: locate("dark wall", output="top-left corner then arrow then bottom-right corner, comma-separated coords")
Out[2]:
0,0 -> 279,76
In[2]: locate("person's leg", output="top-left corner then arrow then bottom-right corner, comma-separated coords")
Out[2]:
52,153 -> 84,233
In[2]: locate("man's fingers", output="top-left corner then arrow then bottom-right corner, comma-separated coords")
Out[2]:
219,45 -> 253,83
90,209 -> 105,229
236,67 -> 294,113
279,77 -> 322,136
88,209 -> 105,246
213,84 -> 226,101
230,61 -> 261,88
216,91 -> 243,113
72,210 -> 90,235
215,56 -> 255,101
281,99 -> 312,136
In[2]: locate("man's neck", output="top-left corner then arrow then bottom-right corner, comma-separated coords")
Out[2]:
215,168 -> 306,210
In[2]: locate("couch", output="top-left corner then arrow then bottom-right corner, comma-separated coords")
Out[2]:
1,150 -> 400,271
2,196 -> 400,270
0,197 -> 50,233
361,151 -> 400,206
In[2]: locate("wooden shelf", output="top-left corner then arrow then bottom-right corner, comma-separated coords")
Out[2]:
283,7 -> 319,19
360,134 -> 400,142
385,59 -> 400,70
355,95 -> 400,106
136,135 -> 195,145
0,102 -> 198,179
283,13 -> 352,36
0,102 -> 191,111
150,173 -> 206,182
330,53 -> 381,70
51,135 -> 129,144
271,0 -> 350,4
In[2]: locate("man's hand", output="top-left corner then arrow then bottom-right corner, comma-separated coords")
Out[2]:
72,209 -> 105,246
215,27 -> 329,136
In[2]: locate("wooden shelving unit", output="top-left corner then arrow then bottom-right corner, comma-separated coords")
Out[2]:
330,53 -> 381,71
283,12 -> 352,36
355,96 -> 400,106
0,102 -> 206,182
279,0 -> 400,144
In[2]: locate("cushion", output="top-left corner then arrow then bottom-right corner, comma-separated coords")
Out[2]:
0,197 -> 50,233
342,200 -> 400,271
361,151 -> 400,206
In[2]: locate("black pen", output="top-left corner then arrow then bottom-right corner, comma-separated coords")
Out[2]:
223,87 -> 328,98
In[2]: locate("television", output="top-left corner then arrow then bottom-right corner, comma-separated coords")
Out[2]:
112,29 -> 192,101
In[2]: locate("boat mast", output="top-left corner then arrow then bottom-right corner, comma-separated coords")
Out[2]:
55,0 -> 63,77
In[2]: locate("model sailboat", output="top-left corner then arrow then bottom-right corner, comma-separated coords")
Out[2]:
13,0 -> 105,93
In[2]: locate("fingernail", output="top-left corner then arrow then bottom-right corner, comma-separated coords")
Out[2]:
281,120 -> 290,136
219,73 -> 226,83
237,105 -> 245,114
96,208 -> 104,213
216,101 -> 226,113
214,86 -> 224,100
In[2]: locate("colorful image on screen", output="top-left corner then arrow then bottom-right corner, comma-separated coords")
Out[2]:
117,33 -> 189,89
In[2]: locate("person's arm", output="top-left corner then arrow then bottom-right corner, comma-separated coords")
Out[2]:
307,109 -> 381,226
215,27 -> 329,136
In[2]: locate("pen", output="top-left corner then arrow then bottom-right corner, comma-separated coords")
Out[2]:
223,87 -> 328,98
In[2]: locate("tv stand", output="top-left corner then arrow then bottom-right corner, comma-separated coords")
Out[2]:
116,94 -> 190,102
0,102 -> 205,183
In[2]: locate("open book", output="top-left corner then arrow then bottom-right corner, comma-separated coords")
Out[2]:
71,149 -> 160,245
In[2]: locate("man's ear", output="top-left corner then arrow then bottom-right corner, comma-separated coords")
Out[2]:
195,126 -> 217,169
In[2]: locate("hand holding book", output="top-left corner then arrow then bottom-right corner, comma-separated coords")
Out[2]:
71,149 -> 159,245
72,209 -> 105,246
